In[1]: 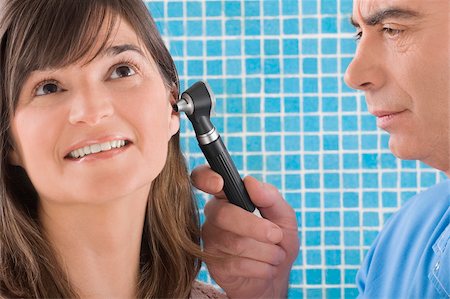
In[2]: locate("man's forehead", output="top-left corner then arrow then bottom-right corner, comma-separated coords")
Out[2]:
350,0 -> 442,28
352,0 -> 421,21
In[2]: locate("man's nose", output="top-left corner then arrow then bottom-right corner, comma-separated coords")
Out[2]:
68,85 -> 114,126
344,35 -> 386,91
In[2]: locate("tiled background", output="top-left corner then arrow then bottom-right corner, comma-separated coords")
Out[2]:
145,1 -> 446,298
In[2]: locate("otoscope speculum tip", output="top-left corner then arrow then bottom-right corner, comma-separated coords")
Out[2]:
173,95 -> 194,115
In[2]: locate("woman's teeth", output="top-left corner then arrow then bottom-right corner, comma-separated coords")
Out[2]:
69,140 -> 127,159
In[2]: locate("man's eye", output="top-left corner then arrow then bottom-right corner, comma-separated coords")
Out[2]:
354,30 -> 363,41
35,81 -> 61,96
382,27 -> 403,38
110,65 -> 136,79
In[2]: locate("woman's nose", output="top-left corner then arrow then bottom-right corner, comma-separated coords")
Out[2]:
68,86 -> 114,126
344,35 -> 386,91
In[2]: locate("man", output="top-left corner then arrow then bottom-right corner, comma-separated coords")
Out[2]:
194,0 -> 449,298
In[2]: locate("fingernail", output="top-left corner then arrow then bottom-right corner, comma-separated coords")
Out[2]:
267,227 -> 282,243
276,249 -> 286,265
208,176 -> 221,191
257,178 -> 265,188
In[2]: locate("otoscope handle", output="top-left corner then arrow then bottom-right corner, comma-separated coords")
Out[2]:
200,137 -> 256,213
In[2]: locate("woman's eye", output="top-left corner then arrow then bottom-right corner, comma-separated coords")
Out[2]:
35,82 -> 61,96
110,65 -> 136,79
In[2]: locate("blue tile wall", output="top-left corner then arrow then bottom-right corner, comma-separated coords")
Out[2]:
146,1 -> 445,298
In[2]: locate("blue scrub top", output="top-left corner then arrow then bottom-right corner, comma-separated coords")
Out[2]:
357,179 -> 449,299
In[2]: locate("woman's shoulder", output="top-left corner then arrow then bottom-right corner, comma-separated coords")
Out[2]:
190,280 -> 227,299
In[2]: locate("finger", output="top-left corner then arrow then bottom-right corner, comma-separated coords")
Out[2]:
244,176 -> 297,228
202,223 -> 286,266
203,198 -> 283,244
207,256 -> 277,281
191,165 -> 225,197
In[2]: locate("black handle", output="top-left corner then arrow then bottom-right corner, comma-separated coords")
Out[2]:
200,137 -> 256,212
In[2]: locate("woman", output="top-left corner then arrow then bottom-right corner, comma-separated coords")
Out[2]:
0,0 -> 225,297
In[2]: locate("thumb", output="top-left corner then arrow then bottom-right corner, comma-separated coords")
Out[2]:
245,176 -> 300,262
244,176 -> 297,228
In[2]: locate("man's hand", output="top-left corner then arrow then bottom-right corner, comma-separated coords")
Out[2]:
192,165 -> 300,298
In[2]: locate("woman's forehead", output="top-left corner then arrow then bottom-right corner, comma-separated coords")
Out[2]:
29,12 -> 153,73
77,16 -> 148,64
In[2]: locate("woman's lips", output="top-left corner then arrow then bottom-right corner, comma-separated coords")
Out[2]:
373,110 -> 407,129
64,142 -> 132,162
63,136 -> 133,162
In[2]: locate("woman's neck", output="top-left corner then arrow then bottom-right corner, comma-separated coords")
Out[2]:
39,185 -> 150,299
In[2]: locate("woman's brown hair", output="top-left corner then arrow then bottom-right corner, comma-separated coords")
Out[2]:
0,0 -> 203,297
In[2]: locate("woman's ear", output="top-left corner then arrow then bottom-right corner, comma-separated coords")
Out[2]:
167,90 -> 180,139
168,106 -> 180,138
8,146 -> 22,166
167,84 -> 180,138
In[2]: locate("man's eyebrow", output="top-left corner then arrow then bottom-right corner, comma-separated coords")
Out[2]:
350,7 -> 422,28
103,44 -> 146,57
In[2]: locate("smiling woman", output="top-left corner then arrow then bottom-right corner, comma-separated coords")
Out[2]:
0,0 -> 223,298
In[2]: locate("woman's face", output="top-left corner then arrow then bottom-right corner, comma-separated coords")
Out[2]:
9,17 -> 179,205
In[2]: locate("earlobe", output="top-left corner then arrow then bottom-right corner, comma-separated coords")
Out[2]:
167,87 -> 180,139
168,110 -> 180,138
168,102 -> 180,139
8,147 -> 22,166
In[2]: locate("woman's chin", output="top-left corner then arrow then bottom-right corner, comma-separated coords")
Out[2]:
48,180 -> 152,207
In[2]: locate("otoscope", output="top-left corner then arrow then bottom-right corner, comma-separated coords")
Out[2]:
173,81 -> 261,217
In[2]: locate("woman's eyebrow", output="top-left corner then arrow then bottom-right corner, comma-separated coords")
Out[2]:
103,43 -> 146,58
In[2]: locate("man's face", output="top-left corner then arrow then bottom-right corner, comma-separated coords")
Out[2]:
344,0 -> 449,174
